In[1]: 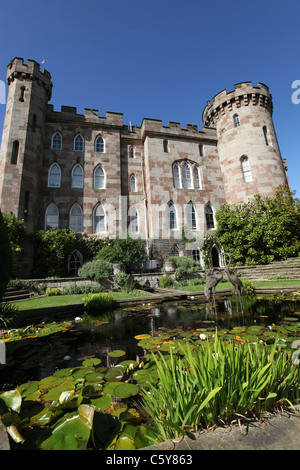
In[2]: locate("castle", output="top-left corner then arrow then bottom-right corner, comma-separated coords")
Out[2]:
0,58 -> 290,276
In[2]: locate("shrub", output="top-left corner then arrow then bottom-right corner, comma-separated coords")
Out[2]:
0,302 -> 20,329
78,259 -> 113,285
96,234 -> 148,265
65,283 -> 103,295
159,275 -> 173,288
113,272 -> 131,289
83,293 -> 114,313
168,256 -> 199,280
45,288 -> 61,296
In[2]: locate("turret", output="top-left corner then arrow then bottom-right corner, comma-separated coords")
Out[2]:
0,57 -> 52,232
202,82 -> 289,204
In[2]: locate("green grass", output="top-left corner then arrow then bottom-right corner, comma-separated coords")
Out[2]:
12,290 -> 152,312
173,280 -> 300,292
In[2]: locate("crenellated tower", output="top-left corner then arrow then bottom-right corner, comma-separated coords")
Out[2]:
0,57 -> 52,232
202,82 -> 289,204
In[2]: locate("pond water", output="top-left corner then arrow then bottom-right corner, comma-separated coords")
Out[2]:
0,293 -> 300,391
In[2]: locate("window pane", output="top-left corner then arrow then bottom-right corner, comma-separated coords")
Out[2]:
194,166 -> 201,189
241,157 -> 252,182
94,205 -> 105,232
205,204 -> 214,229
167,203 -> 177,230
72,165 -> 83,188
130,210 -> 138,233
95,136 -> 104,152
70,204 -> 82,233
233,115 -> 240,128
182,163 -> 192,189
187,203 -> 196,229
130,175 -> 136,192
49,163 -> 61,187
52,132 -> 62,150
45,203 -> 59,229
74,135 -> 84,151
94,166 -> 105,188
173,165 -> 180,188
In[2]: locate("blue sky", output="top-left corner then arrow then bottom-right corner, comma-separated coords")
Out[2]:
0,0 -> 299,196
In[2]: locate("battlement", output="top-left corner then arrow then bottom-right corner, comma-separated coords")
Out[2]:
202,81 -> 273,125
46,104 -> 123,127
140,117 -> 217,142
7,57 -> 52,99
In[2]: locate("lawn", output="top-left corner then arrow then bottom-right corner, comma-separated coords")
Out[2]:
173,279 -> 300,292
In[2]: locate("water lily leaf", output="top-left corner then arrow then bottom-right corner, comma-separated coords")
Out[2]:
114,383 -> 139,399
85,372 -> 105,382
114,434 -> 136,450
38,375 -> 64,390
134,334 -> 151,340
119,360 -> 138,369
108,350 -> 126,358
17,381 -> 38,397
103,381 -> 120,396
71,367 -> 94,380
134,424 -> 160,448
90,395 -> 112,411
82,358 -> 101,367
119,408 -> 142,424
104,368 -> 123,382
0,390 -> 22,414
53,368 -> 74,378
82,384 -> 102,398
6,425 -> 25,444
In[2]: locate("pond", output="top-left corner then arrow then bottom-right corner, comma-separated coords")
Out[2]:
1,292 -> 300,391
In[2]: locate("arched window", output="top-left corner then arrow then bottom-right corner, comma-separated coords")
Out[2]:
187,202 -> 196,230
45,202 -> 59,229
95,135 -> 105,153
11,140 -> 19,164
93,204 -> 106,233
193,166 -> 201,189
69,203 -> 83,233
170,245 -> 179,256
182,162 -> 192,189
173,164 -> 180,188
233,114 -> 240,128
205,203 -> 215,230
51,132 -> 62,150
130,174 -> 136,192
263,126 -> 269,146
74,134 -> 84,151
72,164 -> 84,188
167,201 -> 177,230
68,250 -> 83,277
94,165 -> 105,189
129,208 -> 139,233
129,146 -> 134,158
241,156 -> 252,182
48,163 -> 61,188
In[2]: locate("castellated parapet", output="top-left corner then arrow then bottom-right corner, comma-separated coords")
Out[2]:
0,59 -> 290,276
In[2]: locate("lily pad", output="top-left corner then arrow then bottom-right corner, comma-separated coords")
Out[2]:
134,334 -> 151,340
90,394 -> 112,411
114,383 -> 139,399
0,390 -> 22,414
104,368 -> 123,382
108,350 -> 126,358
82,358 -> 102,367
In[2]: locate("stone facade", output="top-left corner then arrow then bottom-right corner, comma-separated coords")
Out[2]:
0,58 -> 290,275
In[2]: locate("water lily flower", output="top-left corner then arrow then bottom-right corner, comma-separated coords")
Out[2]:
199,333 -> 206,340
75,317 -> 82,322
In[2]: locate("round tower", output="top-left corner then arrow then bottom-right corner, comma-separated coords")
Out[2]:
0,57 -> 52,233
202,82 -> 289,204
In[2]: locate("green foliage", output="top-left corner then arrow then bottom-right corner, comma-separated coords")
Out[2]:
65,283 -> 103,295
0,302 -> 20,329
32,228 -> 77,278
201,233 -> 220,269
216,185 -> 300,266
0,211 -> 13,301
168,256 -> 199,280
78,259 -> 113,285
83,293 -> 114,312
45,288 -> 61,296
96,234 -> 147,265
159,275 -> 173,288
2,212 -> 27,274
113,272 -> 131,289
76,236 -> 108,262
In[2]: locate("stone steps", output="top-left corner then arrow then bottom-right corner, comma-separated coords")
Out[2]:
2,288 -> 34,303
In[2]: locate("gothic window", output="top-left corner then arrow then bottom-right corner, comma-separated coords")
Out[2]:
11,140 -> 19,164
94,165 -> 105,189
72,164 -> 84,188
93,204 -> 106,233
173,164 -> 180,188
233,114 -> 240,128
69,203 -> 83,233
130,174 -> 136,192
193,166 -> 201,189
199,144 -> 204,156
192,249 -> 200,263
74,134 -> 84,151
187,202 -> 197,230
241,156 -> 252,182
129,208 -> 139,233
263,126 -> 269,146
205,203 -> 215,230
95,135 -> 105,153
163,140 -> 168,153
129,146 -> 134,158
51,132 -> 62,150
48,163 -> 61,188
68,250 -> 83,277
182,162 -> 192,189
170,245 -> 179,256
45,202 -> 59,229
167,201 -> 177,230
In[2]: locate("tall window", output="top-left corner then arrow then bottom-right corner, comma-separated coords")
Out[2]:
130,174 -> 136,192
233,114 -> 240,128
199,144 -> 204,156
170,245 -> 179,256
74,134 -> 84,151
263,126 -> 269,146
72,164 -> 84,188
48,163 -> 61,188
173,164 -> 180,188
182,162 -> 192,189
51,132 -> 62,150
205,203 -> 215,230
163,140 -> 168,153
45,203 -> 59,229
167,201 -> 177,230
94,165 -> 105,189
93,204 -> 105,233
193,166 -> 201,189
68,250 -> 83,277
129,146 -> 134,158
95,135 -> 105,153
11,140 -> 19,164
241,156 -> 252,182
187,202 -> 196,230
129,209 -> 139,233
69,203 -> 83,233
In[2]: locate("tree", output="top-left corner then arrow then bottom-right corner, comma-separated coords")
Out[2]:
215,185 -> 300,266
96,234 -> 148,265
0,210 -> 13,300
2,211 -> 27,274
